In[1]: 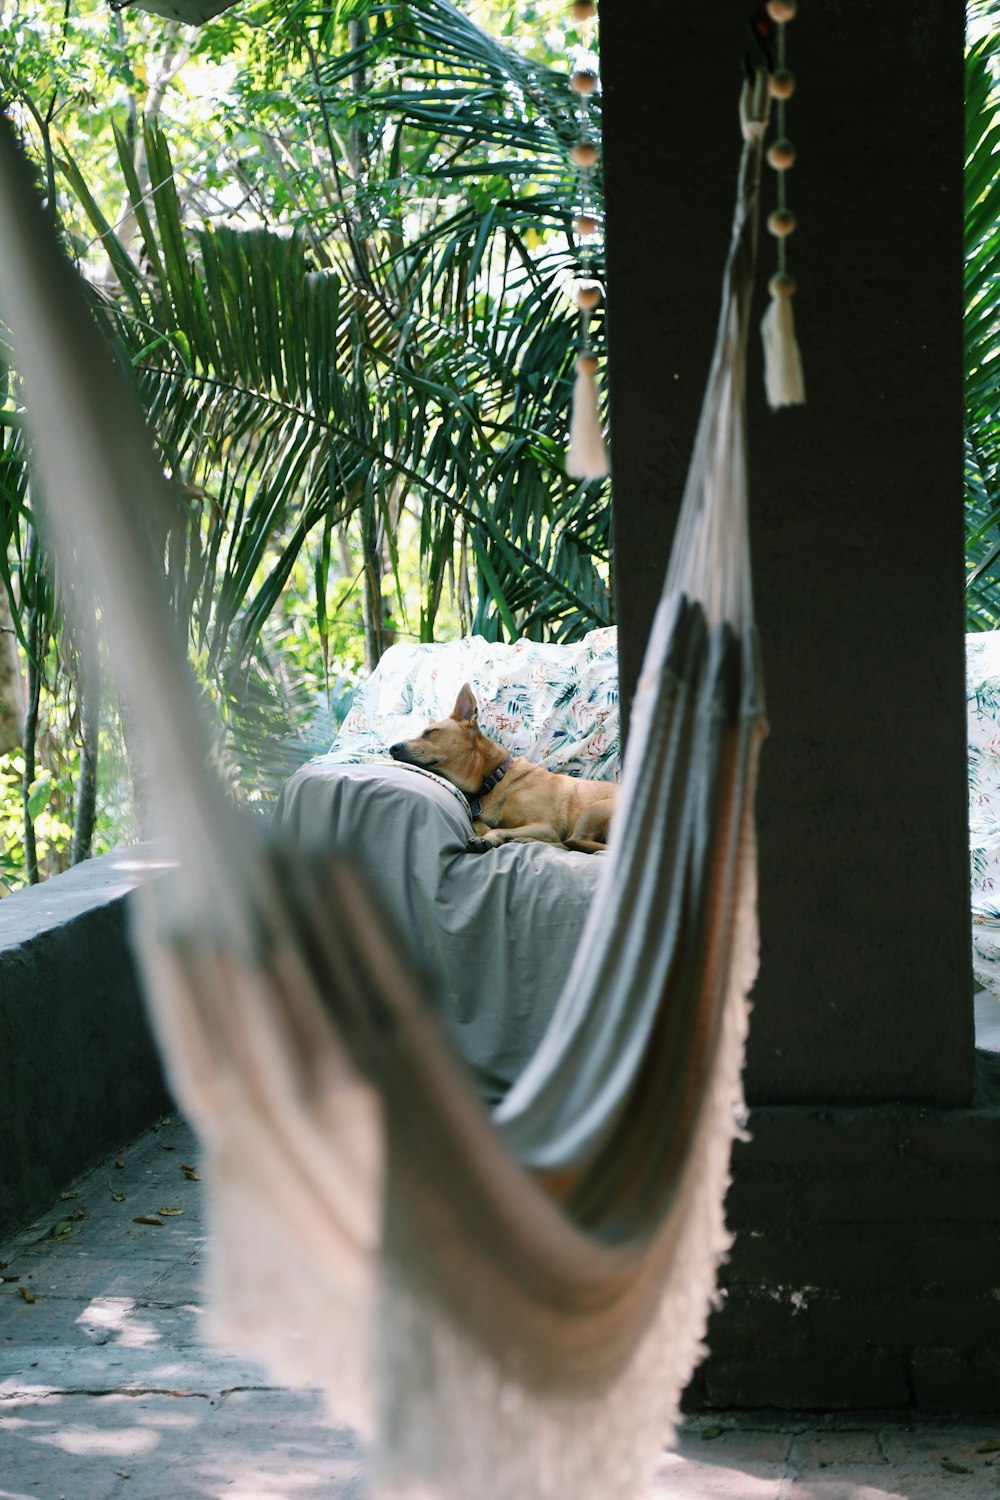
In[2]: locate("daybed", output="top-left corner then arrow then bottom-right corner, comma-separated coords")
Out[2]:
276,624 -> 1000,1079
272,628 -> 619,1103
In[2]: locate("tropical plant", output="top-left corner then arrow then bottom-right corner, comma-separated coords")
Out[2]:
78,0 -> 610,656
965,7 -> 1000,628
0,0 -> 612,880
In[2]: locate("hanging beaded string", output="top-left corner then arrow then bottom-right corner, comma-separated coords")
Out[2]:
569,0 -> 600,351
565,0 -> 609,478
761,0 -> 806,407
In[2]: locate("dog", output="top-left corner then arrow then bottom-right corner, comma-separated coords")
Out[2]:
389,683 -> 617,854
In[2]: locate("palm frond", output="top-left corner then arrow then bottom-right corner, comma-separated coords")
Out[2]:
965,27 -> 1000,627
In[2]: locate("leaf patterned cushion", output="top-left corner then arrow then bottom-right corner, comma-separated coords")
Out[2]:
314,629 -> 620,799
967,632 -> 1000,998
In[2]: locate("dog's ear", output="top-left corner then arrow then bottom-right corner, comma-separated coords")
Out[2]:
452,683 -> 478,724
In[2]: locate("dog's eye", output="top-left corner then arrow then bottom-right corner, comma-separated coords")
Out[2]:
423,729 -> 438,739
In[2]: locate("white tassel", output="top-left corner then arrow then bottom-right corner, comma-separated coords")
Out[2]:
567,354 -> 609,479
761,272 -> 805,409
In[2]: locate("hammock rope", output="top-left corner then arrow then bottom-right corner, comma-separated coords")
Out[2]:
0,68 -> 770,1500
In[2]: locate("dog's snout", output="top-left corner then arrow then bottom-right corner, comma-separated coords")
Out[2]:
389,742 -> 403,759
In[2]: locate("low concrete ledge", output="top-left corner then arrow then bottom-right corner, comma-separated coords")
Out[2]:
0,847 -> 172,1240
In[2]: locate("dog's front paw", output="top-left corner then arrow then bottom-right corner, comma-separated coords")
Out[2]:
466,835 -> 494,854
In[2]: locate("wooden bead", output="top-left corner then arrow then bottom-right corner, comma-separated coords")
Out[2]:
767,208 -> 797,238
577,352 -> 599,376
769,69 -> 795,100
767,0 -> 797,20
768,271 -> 797,299
574,213 -> 599,236
570,68 -> 598,94
574,282 -> 602,310
571,0 -> 596,20
767,139 -> 796,170
570,141 -> 599,168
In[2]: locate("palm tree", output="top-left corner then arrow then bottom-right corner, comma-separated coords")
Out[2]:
61,0 -> 611,664
1,0 -> 612,865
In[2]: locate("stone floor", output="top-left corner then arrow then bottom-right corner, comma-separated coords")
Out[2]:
2,1118 -> 1000,1500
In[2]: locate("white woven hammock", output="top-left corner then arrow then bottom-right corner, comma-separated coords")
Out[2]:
0,75 -> 769,1500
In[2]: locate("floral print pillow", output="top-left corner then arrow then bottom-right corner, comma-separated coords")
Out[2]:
967,632 -> 1000,996
315,628 -> 620,784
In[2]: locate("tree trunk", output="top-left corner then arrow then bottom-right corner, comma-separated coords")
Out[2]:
0,585 -> 23,754
458,523 -> 472,637
360,502 -> 384,675
70,633 -> 100,864
118,691 -> 153,840
348,13 -> 386,672
347,15 -> 370,280
21,599 -> 43,885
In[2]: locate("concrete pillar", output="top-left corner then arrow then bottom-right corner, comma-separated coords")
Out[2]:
602,3 -> 973,1104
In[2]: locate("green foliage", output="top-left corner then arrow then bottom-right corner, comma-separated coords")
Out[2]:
0,727 -> 129,894
966,10 -> 1000,627
0,0 -> 611,883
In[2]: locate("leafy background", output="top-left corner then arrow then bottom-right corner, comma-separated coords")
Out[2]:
0,0 -> 609,887
966,4 -> 1000,627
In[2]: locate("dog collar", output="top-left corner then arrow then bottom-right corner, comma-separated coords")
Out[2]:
467,754 -> 514,819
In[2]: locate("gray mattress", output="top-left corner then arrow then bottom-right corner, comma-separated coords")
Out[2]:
273,761 -> 604,1103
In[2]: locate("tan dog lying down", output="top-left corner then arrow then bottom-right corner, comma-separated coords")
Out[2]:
389,683 -> 617,854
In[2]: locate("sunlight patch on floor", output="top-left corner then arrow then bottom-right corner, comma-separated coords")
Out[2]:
35,1420 -> 162,1457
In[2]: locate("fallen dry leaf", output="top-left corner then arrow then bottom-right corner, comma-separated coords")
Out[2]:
978,1440 -> 1000,1454
59,1192 -> 77,1202
182,1168 -> 201,1182
51,1220 -> 73,1241
157,1207 -> 184,1216
942,1460 -> 972,1475
115,1159 -> 126,1170
700,1425 -> 723,1441
18,1286 -> 35,1304
1,1274 -> 21,1283
132,1216 -> 164,1227
108,1181 -> 126,1203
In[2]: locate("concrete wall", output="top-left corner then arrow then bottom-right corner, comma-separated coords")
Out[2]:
602,3 -> 973,1107
0,849 -> 170,1240
692,1052 -> 1000,1415
598,0 -> 1000,1418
